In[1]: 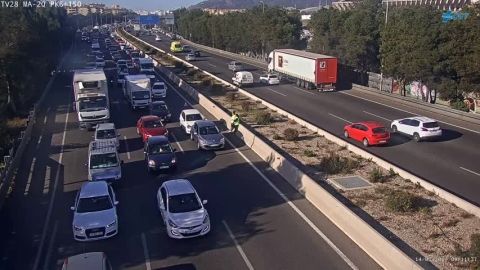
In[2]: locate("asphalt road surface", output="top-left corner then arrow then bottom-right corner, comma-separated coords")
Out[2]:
0,34 -> 380,270
139,33 -> 480,206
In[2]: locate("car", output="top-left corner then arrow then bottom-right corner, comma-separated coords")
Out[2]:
228,61 -> 243,72
70,181 -> 118,242
144,136 -> 177,173
391,116 -> 442,142
116,59 -> 128,70
112,53 -> 122,61
117,70 -> 128,86
156,179 -> 210,239
130,51 -> 140,61
155,35 -> 162,41
190,120 -> 225,150
142,70 -> 157,81
126,59 -> 134,69
193,50 -> 201,57
185,53 -> 196,61
182,45 -> 192,53
259,73 -> 280,85
94,123 -> 120,149
87,140 -> 122,181
149,101 -> 171,122
344,121 -> 390,147
91,42 -> 100,50
137,115 -> 168,142
232,71 -> 254,87
62,252 -> 112,270
95,58 -> 105,68
151,81 -> 167,99
179,109 -> 204,134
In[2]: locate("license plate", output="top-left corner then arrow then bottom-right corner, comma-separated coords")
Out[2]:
89,232 -> 104,237
209,144 -> 219,147
159,165 -> 169,169
379,140 -> 387,143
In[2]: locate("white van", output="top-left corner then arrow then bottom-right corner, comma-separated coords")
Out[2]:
232,71 -> 254,87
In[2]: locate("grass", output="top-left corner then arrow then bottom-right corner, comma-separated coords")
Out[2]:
303,149 -> 316,157
384,190 -> 420,213
369,167 -> 386,183
460,211 -> 474,219
283,128 -> 299,141
319,152 -> 360,174
240,101 -> 252,111
442,218 -> 460,228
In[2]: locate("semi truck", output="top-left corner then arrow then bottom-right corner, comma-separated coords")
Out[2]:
124,74 -> 151,110
267,49 -> 337,91
73,69 -> 110,129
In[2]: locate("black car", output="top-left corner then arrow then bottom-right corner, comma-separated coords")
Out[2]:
194,50 -> 201,57
149,101 -> 171,122
144,136 -> 176,173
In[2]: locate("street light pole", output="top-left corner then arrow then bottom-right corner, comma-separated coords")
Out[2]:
260,1 -> 265,60
379,0 -> 389,93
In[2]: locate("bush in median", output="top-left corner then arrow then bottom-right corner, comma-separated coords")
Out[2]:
319,152 -> 360,174
254,111 -> 272,125
283,128 -> 299,141
385,190 -> 420,213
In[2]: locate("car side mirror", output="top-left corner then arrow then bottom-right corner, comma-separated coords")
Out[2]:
159,203 -> 165,210
202,200 -> 208,205
70,206 -> 75,211
114,201 -> 119,205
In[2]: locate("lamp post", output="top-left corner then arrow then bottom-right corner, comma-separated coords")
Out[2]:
260,1 -> 266,60
379,0 -> 389,93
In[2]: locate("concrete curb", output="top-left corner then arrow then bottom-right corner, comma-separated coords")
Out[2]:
119,29 -> 424,270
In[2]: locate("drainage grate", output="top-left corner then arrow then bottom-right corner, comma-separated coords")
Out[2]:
329,176 -> 373,191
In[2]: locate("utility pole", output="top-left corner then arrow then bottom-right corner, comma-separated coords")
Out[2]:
379,1 -> 389,93
260,1 -> 266,60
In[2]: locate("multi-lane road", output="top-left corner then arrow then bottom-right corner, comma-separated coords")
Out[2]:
0,34 -> 381,269
138,33 -> 480,206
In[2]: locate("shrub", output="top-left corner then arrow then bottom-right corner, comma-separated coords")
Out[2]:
369,167 -> 385,183
283,128 -> 299,141
388,168 -> 397,178
240,101 -> 252,111
450,99 -> 469,112
186,68 -> 196,76
384,190 -> 419,212
303,149 -> 316,157
272,134 -> 281,140
255,111 -> 272,125
319,152 -> 360,174
201,77 -> 212,86
193,72 -> 204,81
225,92 -> 237,102
469,233 -> 480,268
174,61 -> 184,69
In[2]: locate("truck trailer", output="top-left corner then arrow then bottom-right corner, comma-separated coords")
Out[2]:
73,69 -> 110,129
267,49 -> 337,91
124,74 -> 151,110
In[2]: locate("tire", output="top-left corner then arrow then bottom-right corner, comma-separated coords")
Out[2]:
190,133 -> 194,141
392,125 -> 397,133
197,141 -> 201,150
344,130 -> 349,138
296,79 -> 300,87
413,133 -> 421,142
362,138 -> 369,147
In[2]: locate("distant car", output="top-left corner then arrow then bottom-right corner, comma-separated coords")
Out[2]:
95,58 -> 105,68
117,70 -> 128,86
156,179 -> 210,239
179,109 -> 204,134
87,140 -> 122,182
155,35 -> 162,41
112,53 -> 122,61
137,115 -> 168,142
70,181 -> 118,242
193,50 -> 201,57
151,81 -> 167,99
144,136 -> 176,173
232,71 -> 254,87
182,45 -> 192,53
228,61 -> 243,72
126,59 -> 134,69
94,123 -> 120,149
259,73 -> 280,85
116,59 -> 128,71
149,101 -> 171,122
190,120 -> 225,150
91,43 -> 100,50
391,116 -> 442,142
62,252 -> 112,270
185,53 -> 196,61
344,121 -> 390,147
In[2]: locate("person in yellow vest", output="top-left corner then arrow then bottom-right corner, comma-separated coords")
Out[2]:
230,111 -> 240,133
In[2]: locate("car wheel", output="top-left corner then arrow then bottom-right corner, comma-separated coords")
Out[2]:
344,130 -> 349,138
413,133 -> 421,142
392,125 -> 397,133
197,141 -> 201,150
147,166 -> 152,174
190,133 -> 194,141
362,138 -> 369,147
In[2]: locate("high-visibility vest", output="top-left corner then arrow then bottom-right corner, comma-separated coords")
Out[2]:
232,115 -> 240,126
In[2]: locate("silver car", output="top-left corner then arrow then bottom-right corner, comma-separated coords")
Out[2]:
87,140 -> 122,182
190,120 -> 225,150
94,123 -> 120,149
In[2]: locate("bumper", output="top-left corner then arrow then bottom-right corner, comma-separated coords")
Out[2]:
199,143 -> 225,150
148,162 -> 176,171
167,223 -> 210,239
152,93 -> 167,99
419,130 -> 442,139
369,138 -> 389,145
80,119 -> 109,129
73,226 -> 118,242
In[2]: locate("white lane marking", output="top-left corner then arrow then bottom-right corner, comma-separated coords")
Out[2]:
363,111 -> 391,122
207,63 -> 217,68
160,70 -> 358,270
42,220 -> 58,270
32,103 -> 70,270
341,91 -> 480,135
37,135 -> 43,148
141,233 -> 152,270
265,87 -> 287,97
460,167 -> 480,177
123,135 -> 131,160
43,166 -> 51,194
223,220 -> 255,270
43,115 -> 47,124
170,132 -> 184,152
24,158 -> 36,196
329,113 -> 352,124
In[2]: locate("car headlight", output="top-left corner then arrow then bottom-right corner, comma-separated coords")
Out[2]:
220,137 -> 225,144
74,225 -> 84,232
146,134 -> 152,138
106,220 -> 117,228
167,113 -> 171,117
148,160 -> 156,167
198,137 -> 207,144
203,214 -> 209,224
171,158 -> 176,164
168,219 -> 178,228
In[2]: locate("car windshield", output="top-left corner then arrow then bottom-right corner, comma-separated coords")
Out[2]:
132,91 -> 150,100
149,143 -> 172,154
153,84 -> 165,90
186,114 -> 202,121
423,122 -> 439,128
141,63 -> 154,69
152,104 -> 168,112
199,125 -> 219,135
79,97 -> 107,112
144,119 -> 163,128
168,193 -> 201,213
269,75 -> 278,79
77,195 -> 113,213
96,129 -> 116,139
372,127 -> 388,134
90,153 -> 118,169
131,52 -> 139,58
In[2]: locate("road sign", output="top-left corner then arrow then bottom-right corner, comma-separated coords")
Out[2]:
139,15 -> 160,25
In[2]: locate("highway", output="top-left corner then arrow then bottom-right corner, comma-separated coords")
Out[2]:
138,33 -> 480,206
0,34 -> 380,269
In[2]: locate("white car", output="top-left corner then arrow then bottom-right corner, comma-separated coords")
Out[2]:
152,82 -> 167,98
155,35 -> 162,41
91,42 -> 100,50
157,179 -> 210,239
185,53 -> 196,61
179,109 -> 204,134
62,252 -> 112,270
259,73 -> 280,85
71,181 -> 118,241
94,123 -> 120,149
391,116 -> 442,142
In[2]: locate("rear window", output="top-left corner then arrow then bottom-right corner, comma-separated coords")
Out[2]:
423,122 -> 439,128
372,127 -> 388,134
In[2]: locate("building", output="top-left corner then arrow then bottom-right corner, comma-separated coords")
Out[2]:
332,0 -> 475,10
65,3 -> 127,16
202,8 -> 245,15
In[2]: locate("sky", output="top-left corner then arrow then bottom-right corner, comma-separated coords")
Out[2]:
92,0 -> 204,11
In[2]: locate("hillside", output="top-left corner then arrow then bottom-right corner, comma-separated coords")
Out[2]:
190,0 -> 327,9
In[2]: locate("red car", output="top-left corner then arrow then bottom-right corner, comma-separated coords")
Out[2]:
344,121 -> 390,147
137,115 -> 168,142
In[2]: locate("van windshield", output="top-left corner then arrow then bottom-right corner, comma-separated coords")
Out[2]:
79,97 -> 107,112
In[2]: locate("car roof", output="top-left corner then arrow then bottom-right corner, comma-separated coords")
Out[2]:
141,115 -> 161,121
151,100 -> 166,105
147,135 -> 169,144
96,123 -> 115,131
153,81 -> 165,85
406,116 -> 437,123
89,140 -> 117,155
182,109 -> 201,115
163,179 -> 196,196
79,181 -> 109,198
63,252 -> 106,270
357,121 -> 385,128
195,120 -> 215,128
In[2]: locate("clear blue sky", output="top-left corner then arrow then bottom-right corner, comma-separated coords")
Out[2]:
90,0 -> 203,10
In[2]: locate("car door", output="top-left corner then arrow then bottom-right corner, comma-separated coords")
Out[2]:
357,124 -> 368,141
179,112 -> 185,127
409,120 -> 420,135
159,187 -> 167,221
397,119 -> 409,134
350,124 -> 362,141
